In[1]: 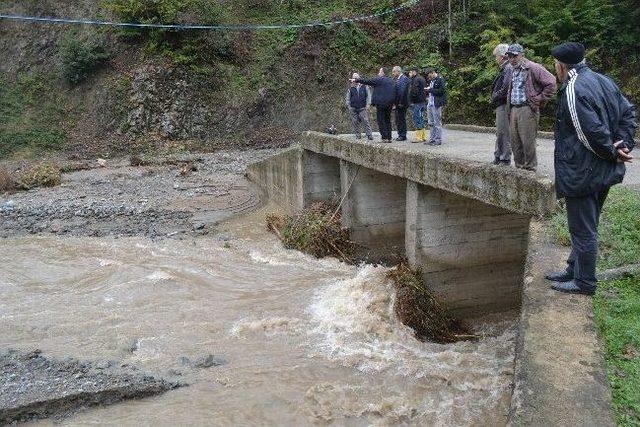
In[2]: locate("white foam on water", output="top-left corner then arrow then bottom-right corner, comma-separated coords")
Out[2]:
306,263 -> 517,424
145,271 -> 174,282
243,239 -> 351,273
229,316 -> 306,338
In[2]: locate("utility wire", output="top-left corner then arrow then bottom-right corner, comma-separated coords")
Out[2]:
0,0 -> 419,31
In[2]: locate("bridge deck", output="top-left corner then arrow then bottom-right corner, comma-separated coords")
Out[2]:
337,128 -> 640,192
303,131 -> 556,217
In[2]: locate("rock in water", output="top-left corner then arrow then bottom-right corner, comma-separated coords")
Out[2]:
0,349 -> 184,424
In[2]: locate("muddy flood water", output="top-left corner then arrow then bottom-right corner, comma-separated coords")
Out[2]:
0,208 -> 517,426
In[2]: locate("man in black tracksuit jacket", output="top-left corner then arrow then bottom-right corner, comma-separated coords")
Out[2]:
546,42 -> 637,295
354,67 -> 396,143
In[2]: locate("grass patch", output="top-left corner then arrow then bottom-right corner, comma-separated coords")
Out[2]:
266,202 -> 353,262
550,186 -> 640,270
387,264 -> 473,344
594,274 -> 640,425
0,74 -> 68,159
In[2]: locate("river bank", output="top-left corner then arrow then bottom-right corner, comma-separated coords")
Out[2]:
0,149 -> 279,239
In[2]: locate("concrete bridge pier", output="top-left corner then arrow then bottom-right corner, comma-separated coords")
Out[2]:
340,161 -> 407,262
405,181 -> 531,316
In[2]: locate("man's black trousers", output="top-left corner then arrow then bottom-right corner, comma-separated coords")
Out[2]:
376,106 -> 392,141
395,106 -> 408,139
564,188 -> 610,291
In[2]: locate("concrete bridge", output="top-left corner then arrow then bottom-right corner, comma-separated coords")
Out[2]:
247,130 -> 556,317
247,128 -> 622,425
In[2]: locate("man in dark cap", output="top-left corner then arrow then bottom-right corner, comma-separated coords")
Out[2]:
506,43 -> 557,171
546,41 -> 637,295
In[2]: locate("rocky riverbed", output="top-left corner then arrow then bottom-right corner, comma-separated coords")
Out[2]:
0,149 -> 279,239
0,349 -> 183,425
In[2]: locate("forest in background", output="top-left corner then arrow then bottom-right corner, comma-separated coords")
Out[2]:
1,0 -> 639,157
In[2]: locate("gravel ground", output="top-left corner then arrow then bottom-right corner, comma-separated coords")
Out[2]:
0,349 -> 183,425
0,149 -> 279,239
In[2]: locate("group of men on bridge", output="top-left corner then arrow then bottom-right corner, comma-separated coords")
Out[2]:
346,66 -> 446,145
345,41 -> 637,297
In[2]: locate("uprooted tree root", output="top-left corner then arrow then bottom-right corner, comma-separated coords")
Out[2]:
266,202 -> 354,263
388,263 -> 475,344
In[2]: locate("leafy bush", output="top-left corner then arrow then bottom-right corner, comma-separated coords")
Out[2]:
18,162 -> 62,189
59,31 -> 110,85
102,0 -> 231,66
0,168 -> 18,192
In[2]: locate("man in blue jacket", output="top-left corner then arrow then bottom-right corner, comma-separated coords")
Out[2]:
353,68 -> 396,143
392,66 -> 410,141
546,42 -> 637,295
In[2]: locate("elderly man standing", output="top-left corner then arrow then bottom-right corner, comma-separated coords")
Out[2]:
345,73 -> 374,141
546,42 -> 637,295
506,43 -> 557,171
353,68 -> 395,143
491,43 -> 513,165
392,66 -> 410,141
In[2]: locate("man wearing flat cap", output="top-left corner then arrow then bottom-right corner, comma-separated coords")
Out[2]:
506,43 -> 557,171
546,41 -> 638,295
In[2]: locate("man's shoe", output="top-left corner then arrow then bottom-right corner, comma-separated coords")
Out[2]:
381,139 -> 392,143
491,158 -> 500,165
545,271 -> 573,282
395,136 -> 407,141
499,160 -> 511,166
367,135 -> 374,141
551,280 -> 595,296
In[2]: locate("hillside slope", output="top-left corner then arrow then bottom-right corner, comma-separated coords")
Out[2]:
1,0 -> 638,158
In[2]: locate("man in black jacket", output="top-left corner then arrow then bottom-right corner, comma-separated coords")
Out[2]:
546,42 -> 637,295
408,67 -> 427,142
392,66 -> 410,141
425,68 -> 447,146
353,68 -> 395,143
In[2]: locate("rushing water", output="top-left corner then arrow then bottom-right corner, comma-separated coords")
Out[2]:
0,209 -> 516,426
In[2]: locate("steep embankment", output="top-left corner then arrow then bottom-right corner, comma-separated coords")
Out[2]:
1,0 -> 638,158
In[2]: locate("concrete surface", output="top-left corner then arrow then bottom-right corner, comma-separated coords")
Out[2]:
340,160 -> 407,263
509,222 -> 615,426
406,182 -> 530,316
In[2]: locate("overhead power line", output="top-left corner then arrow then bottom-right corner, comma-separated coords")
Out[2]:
0,0 -> 419,31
